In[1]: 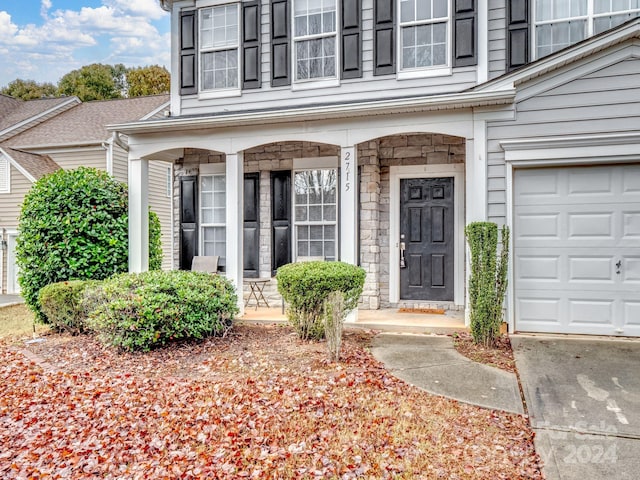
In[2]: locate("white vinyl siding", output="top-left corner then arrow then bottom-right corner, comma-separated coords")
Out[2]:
200,174 -> 226,263
399,0 -> 449,70
200,4 -> 240,91
0,155 -> 10,193
293,0 -> 338,81
293,169 -> 337,260
534,0 -> 640,58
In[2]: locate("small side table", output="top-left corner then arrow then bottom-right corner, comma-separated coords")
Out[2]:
244,278 -> 271,310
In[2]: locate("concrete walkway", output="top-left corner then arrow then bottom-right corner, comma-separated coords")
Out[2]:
512,336 -> 640,480
371,333 -> 524,414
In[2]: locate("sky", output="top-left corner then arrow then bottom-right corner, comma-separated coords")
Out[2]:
0,0 -> 171,88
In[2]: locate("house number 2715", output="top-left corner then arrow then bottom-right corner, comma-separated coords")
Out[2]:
343,151 -> 351,191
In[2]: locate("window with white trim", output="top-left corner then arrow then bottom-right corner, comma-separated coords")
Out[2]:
199,4 -> 240,91
535,0 -> 640,58
399,0 -> 449,70
293,0 -> 337,81
293,169 -> 337,260
0,154 -> 9,193
200,174 -> 226,262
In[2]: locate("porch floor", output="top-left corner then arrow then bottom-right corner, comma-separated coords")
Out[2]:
238,307 -> 467,335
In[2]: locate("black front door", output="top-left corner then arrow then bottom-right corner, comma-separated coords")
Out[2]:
399,177 -> 454,301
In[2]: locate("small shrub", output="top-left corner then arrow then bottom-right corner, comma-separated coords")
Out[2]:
323,291 -> 345,362
16,167 -> 163,322
277,261 -> 365,340
84,270 -> 238,352
465,222 -> 510,347
38,280 -> 98,334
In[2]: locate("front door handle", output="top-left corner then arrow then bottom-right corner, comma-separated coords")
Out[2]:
616,260 -> 622,274
400,241 -> 406,268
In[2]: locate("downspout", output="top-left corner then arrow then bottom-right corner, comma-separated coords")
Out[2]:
103,137 -> 113,176
112,132 -> 129,153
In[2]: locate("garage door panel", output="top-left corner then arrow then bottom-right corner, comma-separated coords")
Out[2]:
514,164 -> 640,336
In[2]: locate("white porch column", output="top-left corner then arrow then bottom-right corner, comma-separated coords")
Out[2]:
340,146 -> 358,322
225,152 -> 244,316
340,146 -> 358,264
129,157 -> 149,272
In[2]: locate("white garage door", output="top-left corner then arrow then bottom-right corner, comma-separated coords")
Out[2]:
514,164 -> 640,336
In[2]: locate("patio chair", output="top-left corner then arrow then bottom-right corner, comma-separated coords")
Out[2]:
191,255 -> 219,274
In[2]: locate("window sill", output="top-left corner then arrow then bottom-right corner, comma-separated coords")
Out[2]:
198,88 -> 242,100
291,78 -> 340,91
397,66 -> 452,80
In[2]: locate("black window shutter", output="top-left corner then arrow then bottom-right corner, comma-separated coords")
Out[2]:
341,0 -> 362,79
453,0 -> 477,67
271,0 -> 291,86
271,171 -> 291,275
242,1 -> 261,89
180,10 -> 198,95
179,176 -> 198,270
507,0 -> 530,71
373,0 -> 395,75
244,173 -> 260,278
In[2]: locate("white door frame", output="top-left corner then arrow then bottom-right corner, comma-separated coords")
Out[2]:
389,164 -> 465,306
6,230 -> 19,294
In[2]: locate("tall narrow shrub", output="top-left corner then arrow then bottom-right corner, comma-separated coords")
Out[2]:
465,222 -> 510,347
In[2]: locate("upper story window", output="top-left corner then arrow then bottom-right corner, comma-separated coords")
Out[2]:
535,0 -> 640,58
399,0 -> 449,71
293,0 -> 337,81
199,4 -> 240,91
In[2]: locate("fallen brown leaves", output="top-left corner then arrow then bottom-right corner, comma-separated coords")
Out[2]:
452,332 -> 517,374
1,325 -> 541,479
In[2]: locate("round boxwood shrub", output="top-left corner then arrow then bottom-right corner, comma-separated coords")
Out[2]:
84,270 -> 238,352
39,280 -> 98,334
277,261 -> 365,340
16,167 -> 163,322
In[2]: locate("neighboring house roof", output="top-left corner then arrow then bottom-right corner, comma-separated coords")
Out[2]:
0,146 -> 60,182
6,95 -> 170,149
472,17 -> 640,93
0,96 -> 81,141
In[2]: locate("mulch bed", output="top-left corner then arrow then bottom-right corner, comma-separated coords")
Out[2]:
452,332 -> 517,374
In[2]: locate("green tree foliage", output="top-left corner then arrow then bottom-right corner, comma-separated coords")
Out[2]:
465,222 -> 510,347
16,167 -> 162,322
0,79 -> 57,100
277,261 -> 365,340
127,65 -> 170,97
57,63 -> 127,101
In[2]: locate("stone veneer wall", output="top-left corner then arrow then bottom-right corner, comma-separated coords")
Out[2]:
173,135 -> 464,310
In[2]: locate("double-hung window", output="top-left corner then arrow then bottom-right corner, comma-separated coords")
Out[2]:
200,174 -> 226,264
293,0 -> 337,81
294,169 -> 337,260
199,4 -> 240,91
535,0 -> 640,59
399,0 -> 449,71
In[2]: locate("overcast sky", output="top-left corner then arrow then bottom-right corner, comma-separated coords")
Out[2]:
0,0 -> 171,88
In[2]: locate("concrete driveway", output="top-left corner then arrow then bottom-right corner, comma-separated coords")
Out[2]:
512,336 -> 640,480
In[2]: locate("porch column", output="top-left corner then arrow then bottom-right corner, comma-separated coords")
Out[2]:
129,157 -> 149,272
226,152 -> 244,316
340,146 -> 358,264
340,146 -> 358,322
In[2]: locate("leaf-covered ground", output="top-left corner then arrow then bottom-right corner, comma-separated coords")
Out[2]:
1,325 -> 542,479
452,332 -> 517,374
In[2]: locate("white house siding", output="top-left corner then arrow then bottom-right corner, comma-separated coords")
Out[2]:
49,147 -> 106,172
486,53 -> 640,225
488,0 -> 506,80
179,0 -> 478,116
0,166 -> 34,292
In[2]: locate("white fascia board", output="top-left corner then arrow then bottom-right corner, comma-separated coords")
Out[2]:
0,147 -> 37,183
10,141 -> 106,152
108,90 -> 516,134
0,97 -> 80,140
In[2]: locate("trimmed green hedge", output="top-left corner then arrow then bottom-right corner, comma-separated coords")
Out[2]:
277,261 -> 365,340
16,167 -> 163,322
84,270 -> 238,352
39,280 -> 98,334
